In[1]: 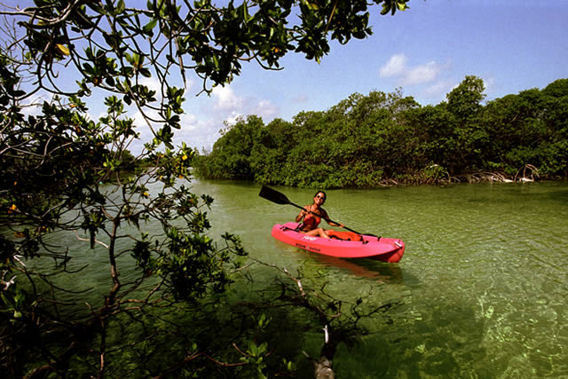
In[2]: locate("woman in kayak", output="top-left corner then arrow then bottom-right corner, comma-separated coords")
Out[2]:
295,191 -> 343,239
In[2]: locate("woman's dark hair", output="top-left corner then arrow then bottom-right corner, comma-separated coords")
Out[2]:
314,190 -> 326,203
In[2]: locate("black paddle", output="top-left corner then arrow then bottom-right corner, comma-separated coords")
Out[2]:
259,185 -> 366,235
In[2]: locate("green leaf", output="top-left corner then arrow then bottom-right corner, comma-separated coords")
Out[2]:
140,68 -> 152,77
143,18 -> 158,35
116,0 -> 125,14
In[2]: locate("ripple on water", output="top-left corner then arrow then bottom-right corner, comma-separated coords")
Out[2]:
156,182 -> 568,376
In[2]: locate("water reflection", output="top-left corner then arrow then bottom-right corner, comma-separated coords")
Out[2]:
196,180 -> 568,377
309,253 -> 404,284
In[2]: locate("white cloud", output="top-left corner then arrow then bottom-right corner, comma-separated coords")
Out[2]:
402,61 -> 442,86
180,112 -> 198,131
379,54 -> 408,78
174,115 -> 221,152
139,76 -> 162,95
482,76 -> 495,94
254,100 -> 279,120
138,75 -> 195,99
380,54 -> 444,87
125,85 -> 237,153
213,86 -> 244,111
18,91 -> 56,117
423,80 -> 455,99
224,111 -> 244,126
135,84 -> 283,152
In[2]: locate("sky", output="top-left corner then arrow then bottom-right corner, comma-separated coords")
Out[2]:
179,0 -> 568,151
4,0 -> 568,152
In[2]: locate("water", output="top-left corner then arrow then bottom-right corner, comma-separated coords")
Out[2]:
23,180 -> 568,377
194,180 -> 568,378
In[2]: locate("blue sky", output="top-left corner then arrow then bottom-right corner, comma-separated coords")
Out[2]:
180,0 -> 568,151
4,0 -> 567,152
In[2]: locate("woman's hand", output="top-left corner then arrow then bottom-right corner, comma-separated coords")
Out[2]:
296,207 -> 309,222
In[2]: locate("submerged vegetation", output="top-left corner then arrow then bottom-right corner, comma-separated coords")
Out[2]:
194,76 -> 568,188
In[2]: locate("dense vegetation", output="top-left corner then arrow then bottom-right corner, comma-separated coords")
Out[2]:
0,0 -> 410,377
194,76 -> 568,187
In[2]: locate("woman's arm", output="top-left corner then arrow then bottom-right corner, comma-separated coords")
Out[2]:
322,209 -> 344,228
295,206 -> 308,222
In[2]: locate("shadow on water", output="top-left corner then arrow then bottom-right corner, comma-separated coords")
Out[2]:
197,180 -> 568,377
543,188 -> 568,203
271,238 -> 422,287
310,254 -> 405,284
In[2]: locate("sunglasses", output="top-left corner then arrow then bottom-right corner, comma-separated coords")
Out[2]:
315,194 -> 325,199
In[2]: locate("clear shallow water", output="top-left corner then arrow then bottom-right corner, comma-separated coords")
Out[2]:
195,180 -> 568,378
27,180 -> 568,377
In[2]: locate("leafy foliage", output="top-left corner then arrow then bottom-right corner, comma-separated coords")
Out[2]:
194,78 -> 568,187
0,0 -> 409,376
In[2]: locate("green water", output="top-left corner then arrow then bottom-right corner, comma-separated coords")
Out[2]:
195,180 -> 568,378
28,180 -> 568,377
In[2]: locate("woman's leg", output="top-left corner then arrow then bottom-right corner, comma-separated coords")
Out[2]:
305,228 -> 330,239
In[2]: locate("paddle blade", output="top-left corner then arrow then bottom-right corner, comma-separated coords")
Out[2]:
259,186 -> 291,205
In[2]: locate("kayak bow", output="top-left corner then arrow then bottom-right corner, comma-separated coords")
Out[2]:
271,222 -> 405,263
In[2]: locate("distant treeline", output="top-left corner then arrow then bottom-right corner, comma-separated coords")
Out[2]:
193,76 -> 568,188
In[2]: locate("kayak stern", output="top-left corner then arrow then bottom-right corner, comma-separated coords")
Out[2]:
271,222 -> 405,263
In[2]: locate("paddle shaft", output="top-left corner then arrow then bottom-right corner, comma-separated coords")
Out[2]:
290,202 -> 364,234
259,186 -> 363,235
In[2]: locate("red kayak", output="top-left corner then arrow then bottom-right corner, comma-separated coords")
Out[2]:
271,222 -> 405,263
